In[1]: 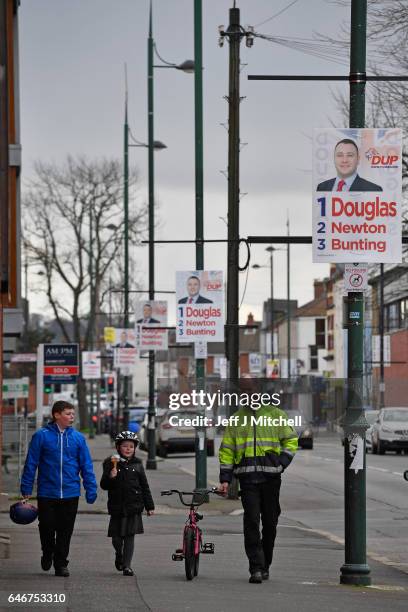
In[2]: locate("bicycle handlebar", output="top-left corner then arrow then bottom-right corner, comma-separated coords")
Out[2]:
160,487 -> 223,507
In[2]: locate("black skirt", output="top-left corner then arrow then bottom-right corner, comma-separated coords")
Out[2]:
108,513 -> 144,537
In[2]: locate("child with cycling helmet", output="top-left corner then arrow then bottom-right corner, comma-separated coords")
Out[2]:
100,430 -> 154,576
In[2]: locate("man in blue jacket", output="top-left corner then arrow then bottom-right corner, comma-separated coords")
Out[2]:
21,400 -> 97,577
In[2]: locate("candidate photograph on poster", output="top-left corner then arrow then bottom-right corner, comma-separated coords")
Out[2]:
313,128 -> 402,264
176,271 -> 224,342
134,301 -> 168,351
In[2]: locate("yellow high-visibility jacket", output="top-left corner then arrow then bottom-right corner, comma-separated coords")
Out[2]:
219,405 -> 298,482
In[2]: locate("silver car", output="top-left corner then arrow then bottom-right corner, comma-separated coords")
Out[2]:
371,407 -> 408,455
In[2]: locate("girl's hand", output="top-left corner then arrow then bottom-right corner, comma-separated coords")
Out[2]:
147,510 -> 154,516
109,467 -> 118,478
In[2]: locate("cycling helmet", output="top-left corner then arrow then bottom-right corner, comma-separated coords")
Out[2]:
115,430 -> 139,448
10,501 -> 38,525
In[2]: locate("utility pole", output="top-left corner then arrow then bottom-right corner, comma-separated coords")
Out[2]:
122,88 -> 130,432
219,4 -> 254,499
146,1 -> 157,469
88,205 -> 95,439
286,216 -> 291,387
379,264 -> 385,408
225,5 -> 241,396
194,0 -> 207,493
266,247 -> 275,359
340,0 -> 371,586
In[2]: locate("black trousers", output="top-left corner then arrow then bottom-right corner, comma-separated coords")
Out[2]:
112,535 -> 135,568
37,497 -> 79,569
240,479 -> 281,573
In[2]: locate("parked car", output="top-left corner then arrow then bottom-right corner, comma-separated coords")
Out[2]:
128,406 -> 148,425
138,408 -> 167,451
285,410 -> 313,449
371,407 -> 408,455
365,410 -> 379,452
141,409 -> 215,458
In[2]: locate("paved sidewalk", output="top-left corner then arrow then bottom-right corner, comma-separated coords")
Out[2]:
1,433 -> 408,611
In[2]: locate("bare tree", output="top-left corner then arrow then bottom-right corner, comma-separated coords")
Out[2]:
24,156 -> 148,426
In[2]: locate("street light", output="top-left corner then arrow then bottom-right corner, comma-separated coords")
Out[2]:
252,246 -> 284,360
145,0 -> 194,471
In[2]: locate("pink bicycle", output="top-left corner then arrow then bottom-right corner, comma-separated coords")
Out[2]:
161,487 -> 222,580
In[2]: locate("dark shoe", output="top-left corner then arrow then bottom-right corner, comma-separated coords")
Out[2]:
41,556 -> 53,571
249,571 -> 262,584
115,554 -> 123,571
55,567 -> 70,577
262,570 -> 269,580
123,567 -> 134,576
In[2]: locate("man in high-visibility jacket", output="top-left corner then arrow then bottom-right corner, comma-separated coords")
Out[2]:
218,402 -> 298,584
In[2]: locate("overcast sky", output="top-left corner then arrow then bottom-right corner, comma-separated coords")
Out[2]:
20,0 -> 353,323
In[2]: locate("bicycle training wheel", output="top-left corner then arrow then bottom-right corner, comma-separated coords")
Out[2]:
184,529 -> 195,580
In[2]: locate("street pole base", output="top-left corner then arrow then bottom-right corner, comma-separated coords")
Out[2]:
193,488 -> 209,504
340,563 -> 371,586
145,459 -> 157,470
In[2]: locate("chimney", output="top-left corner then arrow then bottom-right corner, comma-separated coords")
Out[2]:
314,279 -> 324,299
246,312 -> 255,327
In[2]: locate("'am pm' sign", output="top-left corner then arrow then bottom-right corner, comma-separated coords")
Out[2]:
43,344 -> 79,384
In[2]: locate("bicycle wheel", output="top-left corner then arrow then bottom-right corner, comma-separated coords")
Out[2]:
194,529 -> 201,577
194,550 -> 200,577
184,529 -> 195,580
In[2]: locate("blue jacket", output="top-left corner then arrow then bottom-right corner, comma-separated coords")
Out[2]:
21,422 -> 97,502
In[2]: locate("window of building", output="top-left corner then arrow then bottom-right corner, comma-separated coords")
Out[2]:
384,299 -> 408,331
315,318 -> 326,348
309,345 -> 318,371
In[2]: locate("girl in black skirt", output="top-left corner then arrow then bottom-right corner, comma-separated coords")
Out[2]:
100,431 -> 154,576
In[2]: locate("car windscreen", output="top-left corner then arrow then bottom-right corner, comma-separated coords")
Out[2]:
383,410 -> 408,422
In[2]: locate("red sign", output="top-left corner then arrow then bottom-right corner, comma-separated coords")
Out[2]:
44,366 -> 79,376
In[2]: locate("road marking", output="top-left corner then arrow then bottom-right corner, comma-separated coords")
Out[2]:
230,509 -> 244,516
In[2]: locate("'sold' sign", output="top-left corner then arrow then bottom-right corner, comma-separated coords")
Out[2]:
43,344 -> 79,384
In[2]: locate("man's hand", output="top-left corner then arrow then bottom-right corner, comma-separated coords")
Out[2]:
21,494 -> 31,501
146,510 -> 154,516
110,467 -> 118,478
218,482 -> 229,497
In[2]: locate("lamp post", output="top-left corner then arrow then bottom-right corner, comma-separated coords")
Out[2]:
88,202 -> 95,439
253,246 -> 284,363
145,0 -> 194,470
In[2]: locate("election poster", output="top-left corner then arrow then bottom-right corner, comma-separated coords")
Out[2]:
107,328 -> 138,375
313,128 -> 402,263
82,351 -> 101,380
135,300 -> 168,351
176,271 -> 224,343
266,359 -> 280,379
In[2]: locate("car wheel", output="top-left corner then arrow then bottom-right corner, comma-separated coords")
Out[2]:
157,443 -> 167,458
372,439 -> 377,454
396,449 -> 402,455
303,440 -> 313,450
378,439 -> 385,455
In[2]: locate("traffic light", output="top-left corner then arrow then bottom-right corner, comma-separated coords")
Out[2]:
107,377 -> 114,393
44,382 -> 52,394
54,383 -> 62,393
100,378 -> 107,393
